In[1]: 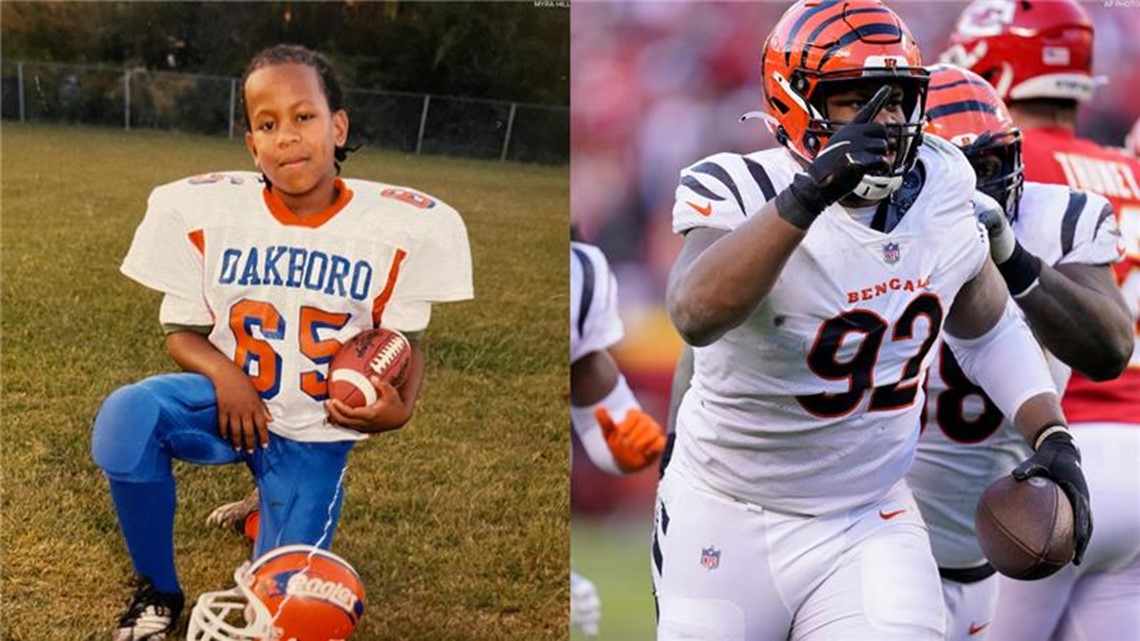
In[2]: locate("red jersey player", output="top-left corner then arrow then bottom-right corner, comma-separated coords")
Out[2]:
944,2 -> 1140,640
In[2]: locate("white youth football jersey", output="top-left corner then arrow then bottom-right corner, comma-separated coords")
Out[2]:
670,138 -> 988,515
570,241 -> 623,364
122,172 -> 473,443
912,183 -> 1120,568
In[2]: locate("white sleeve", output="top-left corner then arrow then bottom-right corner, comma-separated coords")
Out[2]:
570,374 -> 643,476
944,299 -> 1059,423
672,153 -> 759,235
391,204 -> 474,304
159,293 -> 214,327
571,244 -> 624,363
1057,191 -> 1124,267
379,301 -> 432,335
120,186 -> 206,302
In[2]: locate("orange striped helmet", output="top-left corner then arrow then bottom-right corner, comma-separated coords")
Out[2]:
926,64 -> 1024,220
761,0 -> 929,200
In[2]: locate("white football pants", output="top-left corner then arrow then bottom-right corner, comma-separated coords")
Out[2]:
651,467 -> 945,641
941,573 -> 999,641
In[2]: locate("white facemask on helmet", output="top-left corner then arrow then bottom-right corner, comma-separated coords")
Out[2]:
187,544 -> 365,641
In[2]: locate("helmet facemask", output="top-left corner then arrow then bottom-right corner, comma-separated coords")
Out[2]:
187,544 -> 365,641
805,73 -> 929,201
187,562 -> 273,640
962,130 -> 1025,223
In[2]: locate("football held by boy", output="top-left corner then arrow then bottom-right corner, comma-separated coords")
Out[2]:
653,2 -> 1091,639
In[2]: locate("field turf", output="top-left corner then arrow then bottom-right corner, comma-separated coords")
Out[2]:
571,518 -> 657,641
0,123 -> 569,640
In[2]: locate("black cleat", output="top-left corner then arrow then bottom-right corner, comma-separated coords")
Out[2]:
112,577 -> 184,641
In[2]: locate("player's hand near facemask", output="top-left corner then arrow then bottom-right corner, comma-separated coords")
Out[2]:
775,85 -> 893,229
973,191 -> 1044,298
973,193 -> 1017,263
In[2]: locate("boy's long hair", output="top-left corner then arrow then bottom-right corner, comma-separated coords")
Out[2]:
241,44 -> 359,175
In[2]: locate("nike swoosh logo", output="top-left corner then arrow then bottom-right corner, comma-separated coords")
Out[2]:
969,622 -> 989,635
879,508 -> 907,520
816,140 -> 851,159
686,201 -> 713,217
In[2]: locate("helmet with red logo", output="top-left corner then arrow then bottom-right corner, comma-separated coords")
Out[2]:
760,0 -> 930,201
925,64 -> 1025,221
942,0 -> 1098,103
187,544 -> 366,641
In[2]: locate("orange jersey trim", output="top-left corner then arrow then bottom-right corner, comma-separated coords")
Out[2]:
187,229 -> 205,256
371,249 -> 408,327
261,178 -> 354,228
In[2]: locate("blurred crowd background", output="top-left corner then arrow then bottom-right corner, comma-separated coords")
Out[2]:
569,1 -> 1140,518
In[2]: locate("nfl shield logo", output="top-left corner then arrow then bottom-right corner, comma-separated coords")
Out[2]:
700,547 -> 721,570
882,242 -> 901,264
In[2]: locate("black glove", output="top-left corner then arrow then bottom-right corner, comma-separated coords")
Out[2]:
1013,428 -> 1092,565
775,84 -> 892,229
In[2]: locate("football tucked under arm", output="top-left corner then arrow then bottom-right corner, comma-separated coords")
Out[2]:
944,263 -> 1091,564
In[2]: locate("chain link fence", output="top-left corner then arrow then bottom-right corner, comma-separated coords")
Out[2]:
1,60 -> 568,164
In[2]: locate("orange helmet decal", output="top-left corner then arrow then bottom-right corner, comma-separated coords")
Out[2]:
187,544 -> 366,641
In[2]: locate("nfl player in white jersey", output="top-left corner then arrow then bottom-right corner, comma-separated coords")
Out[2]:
939,3 -> 1140,639
910,65 -> 1131,641
91,45 -> 472,639
570,237 -> 668,637
653,2 -> 1092,640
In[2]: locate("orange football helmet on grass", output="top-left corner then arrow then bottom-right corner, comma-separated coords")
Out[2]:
188,544 -> 365,641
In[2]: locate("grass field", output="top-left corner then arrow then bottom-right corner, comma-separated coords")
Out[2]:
571,518 -> 658,641
0,123 -> 569,640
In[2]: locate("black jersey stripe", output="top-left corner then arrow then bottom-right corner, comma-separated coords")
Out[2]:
817,23 -> 902,71
572,247 -> 595,340
692,161 -> 746,215
1061,191 -> 1089,255
925,100 -> 998,120
939,562 -> 997,584
784,0 -> 842,66
680,175 -> 726,202
742,157 -> 778,203
929,76 -> 992,92
800,7 -> 891,69
652,529 -> 664,575
1092,202 -> 1115,240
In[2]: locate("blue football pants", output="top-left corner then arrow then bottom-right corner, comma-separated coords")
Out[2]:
92,373 -> 353,591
